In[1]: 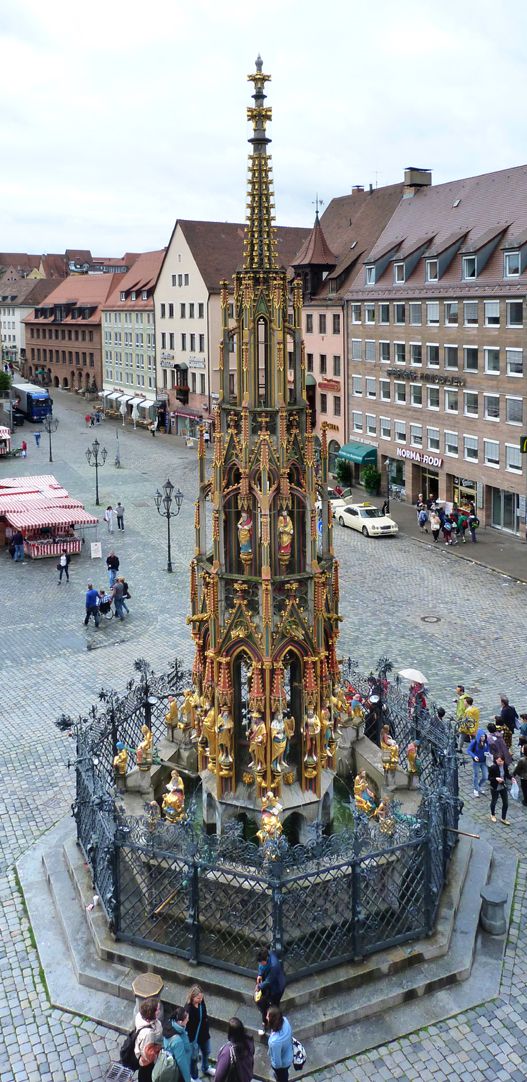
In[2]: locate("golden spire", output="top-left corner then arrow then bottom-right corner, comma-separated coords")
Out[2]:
244,54 -> 277,271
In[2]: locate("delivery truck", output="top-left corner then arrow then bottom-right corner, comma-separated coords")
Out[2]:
11,382 -> 52,422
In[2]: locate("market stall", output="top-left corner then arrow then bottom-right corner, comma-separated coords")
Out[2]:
4,506 -> 98,559
0,427 -> 12,456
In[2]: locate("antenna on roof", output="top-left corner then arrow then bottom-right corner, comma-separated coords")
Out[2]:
312,194 -> 324,219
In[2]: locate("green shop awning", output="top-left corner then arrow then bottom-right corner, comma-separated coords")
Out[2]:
305,373 -> 317,387
337,442 -> 377,465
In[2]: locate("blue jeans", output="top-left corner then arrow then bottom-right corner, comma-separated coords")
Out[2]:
84,604 -> 100,627
472,760 -> 488,790
191,1038 -> 211,1077
108,568 -> 117,586
114,597 -> 128,619
14,544 -> 24,561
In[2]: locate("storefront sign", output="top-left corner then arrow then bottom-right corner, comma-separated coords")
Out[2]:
387,368 -> 465,387
318,380 -> 341,392
160,359 -> 176,369
396,447 -> 443,467
188,356 -> 205,369
324,422 -> 340,432
161,352 -> 175,361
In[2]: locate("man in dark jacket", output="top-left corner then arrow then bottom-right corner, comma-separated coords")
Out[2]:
499,696 -> 519,737
512,746 -> 527,806
84,583 -> 100,627
106,551 -> 120,587
488,756 -> 511,825
256,948 -> 286,1036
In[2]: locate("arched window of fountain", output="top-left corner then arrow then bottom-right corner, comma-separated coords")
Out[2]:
280,648 -> 303,772
231,650 -> 254,784
223,465 -> 251,576
271,489 -> 306,576
257,317 -> 269,406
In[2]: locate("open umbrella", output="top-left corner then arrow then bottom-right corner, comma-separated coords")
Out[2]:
398,667 -> 427,684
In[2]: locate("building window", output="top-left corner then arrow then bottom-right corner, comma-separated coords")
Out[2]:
462,255 -> 477,280
445,389 -> 459,413
506,397 -> 523,424
379,303 -> 390,324
409,302 -> 422,325
199,334 -> 205,351
364,304 -> 375,324
379,380 -> 390,401
380,341 -> 390,363
410,343 -> 422,366
198,303 -> 204,318
394,342 -> 406,364
427,344 -> 439,368
171,274 -> 177,286
505,443 -> 522,472
410,424 -> 423,447
332,313 -> 341,334
180,303 -> 185,318
463,435 -> 478,461
306,314 -> 313,333
444,345 -> 459,369
504,251 -> 520,277
427,427 -> 440,451
352,410 -> 363,431
184,274 -> 189,286
463,300 -> 478,326
319,314 -> 326,334
189,303 -> 195,318
365,377 -> 376,398
307,353 -> 313,372
365,266 -> 375,285
190,333 -> 196,351
444,301 -> 458,326
169,332 -> 174,350
426,259 -> 438,282
506,348 -> 523,376
506,300 -> 523,327
320,393 -> 327,413
394,420 -> 406,443
428,386 -> 440,410
160,303 -> 166,318
191,372 -> 196,393
351,304 -> 361,323
351,339 -> 361,361
161,332 -> 166,349
484,300 -> 500,327
352,375 -> 363,396
394,303 -> 405,324
464,347 -> 478,372
365,340 -> 376,362
333,396 -> 341,416
181,333 -> 186,350
444,430 -> 458,456
484,347 -> 500,373
426,301 -> 439,325
320,354 -> 327,374
484,439 -> 500,467
380,416 -> 391,440
200,373 -> 205,393
410,384 -> 422,407
366,414 -> 376,435
484,394 -> 500,420
333,355 -> 341,377
394,382 -> 406,404
394,262 -> 405,283
464,391 -> 478,416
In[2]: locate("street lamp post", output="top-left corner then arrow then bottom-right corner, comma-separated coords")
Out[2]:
85,438 -> 108,506
385,457 -> 391,515
42,414 -> 59,463
154,479 -> 184,573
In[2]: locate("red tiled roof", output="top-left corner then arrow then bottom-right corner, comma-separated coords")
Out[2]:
169,220 -> 310,291
23,273 -> 118,324
103,250 -> 166,310
292,216 -> 337,267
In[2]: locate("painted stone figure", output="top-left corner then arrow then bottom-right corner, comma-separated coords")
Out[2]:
202,700 -> 217,772
113,741 -> 128,777
277,510 -> 294,562
354,769 -> 378,816
136,724 -> 153,770
304,705 -> 321,762
380,724 -> 399,787
256,790 -> 283,845
248,711 -> 267,772
271,712 -> 287,773
237,510 -> 253,559
217,706 -> 234,767
162,769 -> 185,822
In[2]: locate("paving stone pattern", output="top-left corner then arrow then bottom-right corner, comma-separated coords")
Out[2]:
2,390 -> 527,1080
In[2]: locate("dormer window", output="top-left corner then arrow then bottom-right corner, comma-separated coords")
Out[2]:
504,251 -> 520,277
462,255 -> 477,280
365,265 -> 375,285
394,262 -> 405,284
131,291 -> 137,301
142,290 -> 148,301
120,291 -> 126,301
426,259 -> 438,282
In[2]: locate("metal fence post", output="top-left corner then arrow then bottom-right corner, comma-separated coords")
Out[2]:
188,861 -> 200,964
271,860 -> 284,958
423,824 -> 433,934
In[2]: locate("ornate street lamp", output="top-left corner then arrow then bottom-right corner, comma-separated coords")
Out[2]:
154,479 -> 184,573
42,414 -> 59,464
385,457 -> 391,515
85,437 -> 108,506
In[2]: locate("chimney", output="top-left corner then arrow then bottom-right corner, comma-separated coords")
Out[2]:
351,185 -> 364,194
404,167 -> 432,198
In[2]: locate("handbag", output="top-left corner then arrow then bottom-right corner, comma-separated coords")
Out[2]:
511,778 -> 520,801
292,1036 -> 307,1071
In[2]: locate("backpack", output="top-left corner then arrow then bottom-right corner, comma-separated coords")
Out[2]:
471,516 -> 480,528
418,510 -> 428,526
292,1037 -> 307,1071
120,1028 -> 139,1071
152,1048 -> 180,1082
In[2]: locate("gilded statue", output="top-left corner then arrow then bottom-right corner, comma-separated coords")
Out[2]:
256,790 -> 283,845
113,741 -> 128,777
217,706 -> 234,766
180,689 -> 198,732
331,685 -> 352,729
353,769 -> 378,816
271,712 -> 287,773
380,724 -> 399,786
277,510 -> 294,561
136,724 -> 153,769
248,711 -> 267,772
162,769 -> 185,822
304,705 -> 321,762
202,699 -> 217,770
237,510 -> 253,559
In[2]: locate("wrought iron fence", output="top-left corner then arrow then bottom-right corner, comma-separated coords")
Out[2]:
72,656 -> 461,979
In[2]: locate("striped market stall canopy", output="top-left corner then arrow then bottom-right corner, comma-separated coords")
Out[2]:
5,506 -> 98,530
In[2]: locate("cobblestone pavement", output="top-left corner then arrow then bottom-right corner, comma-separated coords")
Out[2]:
2,389 -> 527,1081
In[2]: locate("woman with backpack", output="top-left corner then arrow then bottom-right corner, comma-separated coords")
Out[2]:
185,984 -> 214,1079
266,1006 -> 293,1082
134,998 -> 163,1081
215,1018 -> 254,1082
161,1005 -> 193,1082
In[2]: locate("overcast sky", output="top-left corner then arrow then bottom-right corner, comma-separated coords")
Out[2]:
2,0 -> 527,256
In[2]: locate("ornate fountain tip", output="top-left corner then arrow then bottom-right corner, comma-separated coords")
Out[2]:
255,53 -> 263,72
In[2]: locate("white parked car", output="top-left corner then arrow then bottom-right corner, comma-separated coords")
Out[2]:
316,487 -> 353,512
332,502 -> 399,537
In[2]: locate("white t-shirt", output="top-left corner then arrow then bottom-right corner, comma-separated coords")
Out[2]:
60,554 -> 67,567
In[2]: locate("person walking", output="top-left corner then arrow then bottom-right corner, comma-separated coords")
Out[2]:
57,548 -> 71,584
266,1007 -> 293,1082
255,946 -> 286,1036
106,551 -> 120,587
12,529 -> 24,561
441,516 -> 455,545
116,501 -> 125,531
418,506 -> 429,534
21,439 -> 27,458
489,755 -> 511,825
429,509 -> 441,542
215,1018 -> 254,1082
84,583 -> 100,627
512,746 -> 527,806
104,505 -> 115,533
454,684 -> 470,751
486,723 -> 513,767
468,512 -> 480,542
163,1006 -> 193,1082
34,431 -> 41,448
499,696 -> 519,744
185,985 -> 214,1079
457,510 -> 468,543
113,578 -> 129,621
467,728 -> 489,797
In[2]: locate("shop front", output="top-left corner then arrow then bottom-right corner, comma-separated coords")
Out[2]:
489,486 -> 521,534
452,475 -> 477,511
337,441 -> 377,485
395,447 -> 443,503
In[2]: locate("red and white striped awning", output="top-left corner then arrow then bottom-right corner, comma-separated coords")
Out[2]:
5,506 -> 98,530
0,495 -> 84,513
0,474 -> 65,490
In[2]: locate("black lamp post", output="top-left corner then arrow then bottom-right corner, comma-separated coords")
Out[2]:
154,479 -> 184,573
385,456 -> 391,515
42,414 -> 59,463
85,437 -> 108,506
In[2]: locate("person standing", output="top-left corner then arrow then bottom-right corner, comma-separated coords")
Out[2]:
512,746 -> 527,806
266,1007 -> 293,1082
84,583 -> 100,627
467,729 -> 489,797
12,529 -> 24,561
457,510 -> 468,543
34,431 -> 41,448
57,548 -> 70,584
185,985 -> 214,1079
106,551 -> 120,587
215,1018 -> 254,1082
104,505 -> 115,533
499,696 -> 519,743
21,439 -> 27,458
112,578 -> 129,621
488,755 -> 511,825
163,1006 -> 193,1082
134,998 -> 163,1082
256,947 -> 286,1037
486,723 -> 513,767
454,684 -> 470,751
468,512 -> 479,542
116,501 -> 125,531
429,509 -> 441,542
418,507 -> 429,534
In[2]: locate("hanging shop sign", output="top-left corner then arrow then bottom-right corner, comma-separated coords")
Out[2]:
188,356 -> 206,369
386,368 -> 465,387
396,447 -> 443,467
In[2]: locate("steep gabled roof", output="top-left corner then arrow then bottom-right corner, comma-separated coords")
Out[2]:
166,220 -> 310,292
104,250 -> 166,309
292,214 -> 337,268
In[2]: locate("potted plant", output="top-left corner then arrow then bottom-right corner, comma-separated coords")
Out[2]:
361,464 -> 381,495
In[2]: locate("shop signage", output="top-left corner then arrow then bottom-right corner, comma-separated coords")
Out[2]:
161,351 -> 175,361
160,360 -> 176,369
188,356 -> 205,369
396,447 -> 443,467
324,422 -> 340,432
318,380 -> 341,391
386,368 -> 465,387
520,435 -> 527,453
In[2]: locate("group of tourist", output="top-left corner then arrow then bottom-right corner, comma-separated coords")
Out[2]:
104,502 -> 126,532
83,550 -> 131,626
455,684 -> 527,822
125,950 -> 299,1082
416,494 -> 480,544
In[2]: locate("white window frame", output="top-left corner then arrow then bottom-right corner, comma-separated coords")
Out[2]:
444,430 -> 459,457
394,303 -> 406,325
364,340 -> 376,363
463,435 -> 478,462
365,414 -> 377,436
394,262 -> 405,283
352,376 -> 363,397
409,302 -> 422,326
365,266 -> 375,285
484,394 -> 500,421
351,339 -> 361,362
365,377 -> 376,399
427,343 -> 440,368
410,342 -> 422,366
379,380 -> 390,401
351,304 -> 361,323
483,439 -> 500,468
394,381 -> 407,404
463,300 -> 478,326
410,384 -> 423,408
484,346 -> 500,374
378,303 -> 390,325
505,396 -> 523,426
379,340 -> 390,364
444,345 -> 459,370
352,410 -> 363,432
427,426 -> 440,451
506,348 -> 523,377
427,386 -> 440,410
504,251 -> 520,278
426,259 -> 438,282
394,420 -> 406,443
462,255 -> 477,280
506,300 -> 523,328
463,390 -> 478,417
410,423 -> 423,447
444,389 -> 459,413
505,443 -> 522,472
426,301 -> 439,326
394,341 -> 406,364
380,416 -> 391,440
444,301 -> 458,326
484,300 -> 500,327
464,346 -> 479,372
364,304 -> 375,324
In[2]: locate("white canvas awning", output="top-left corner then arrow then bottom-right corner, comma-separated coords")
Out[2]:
127,397 -> 147,407
106,391 -> 125,402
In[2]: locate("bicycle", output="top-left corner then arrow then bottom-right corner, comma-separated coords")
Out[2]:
390,485 -> 405,502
